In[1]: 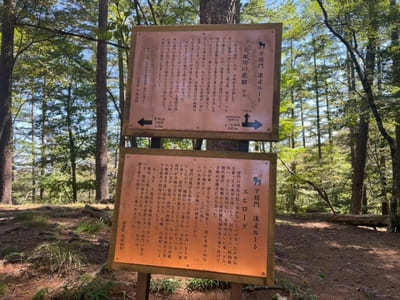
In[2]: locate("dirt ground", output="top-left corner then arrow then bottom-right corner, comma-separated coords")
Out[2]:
0,205 -> 399,300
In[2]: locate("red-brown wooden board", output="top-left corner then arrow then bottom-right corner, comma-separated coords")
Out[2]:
108,149 -> 276,285
123,24 -> 282,141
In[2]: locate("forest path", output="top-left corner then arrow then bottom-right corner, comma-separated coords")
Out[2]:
0,205 -> 399,299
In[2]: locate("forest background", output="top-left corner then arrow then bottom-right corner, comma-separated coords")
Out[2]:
0,0 -> 400,231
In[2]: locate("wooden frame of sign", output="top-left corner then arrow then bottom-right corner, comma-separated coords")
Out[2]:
108,148 -> 276,286
123,23 -> 282,141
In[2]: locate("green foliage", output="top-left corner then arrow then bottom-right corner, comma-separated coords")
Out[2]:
53,277 -> 114,300
74,218 -> 105,234
0,278 -> 8,297
0,246 -> 19,259
28,242 -> 84,275
14,212 -> 49,227
150,278 -> 181,295
4,252 -> 26,264
185,278 -> 231,292
277,278 -> 317,300
32,288 -> 49,300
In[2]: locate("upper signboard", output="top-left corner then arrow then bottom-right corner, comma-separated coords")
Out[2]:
109,148 -> 276,285
124,24 -> 282,141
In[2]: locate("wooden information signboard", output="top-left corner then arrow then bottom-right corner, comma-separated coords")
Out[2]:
109,148 -> 276,285
124,24 -> 282,141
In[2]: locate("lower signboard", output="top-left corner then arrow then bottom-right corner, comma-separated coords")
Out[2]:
108,148 -> 276,285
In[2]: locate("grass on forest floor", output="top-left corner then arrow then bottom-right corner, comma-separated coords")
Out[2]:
0,278 -> 7,297
276,278 -> 317,300
0,246 -> 26,263
28,242 -> 84,275
150,278 -> 181,296
50,275 -> 115,300
74,218 -> 106,234
14,212 -> 49,228
186,278 -> 231,292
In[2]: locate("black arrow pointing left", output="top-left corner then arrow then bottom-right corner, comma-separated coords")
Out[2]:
138,118 -> 153,126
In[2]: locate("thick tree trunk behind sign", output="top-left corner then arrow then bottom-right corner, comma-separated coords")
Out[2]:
0,0 -> 15,205
96,0 -> 109,203
200,0 -> 243,152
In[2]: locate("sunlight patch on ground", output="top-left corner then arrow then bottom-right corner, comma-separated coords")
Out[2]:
284,221 -> 333,229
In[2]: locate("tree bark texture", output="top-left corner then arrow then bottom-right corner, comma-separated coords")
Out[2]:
67,84 -> 78,203
350,1 -> 377,214
40,79 -> 46,202
200,0 -> 243,152
31,97 -> 36,202
200,0 -> 238,25
95,0 -> 109,203
390,0 -> 400,231
312,38 -> 322,162
0,0 -> 15,204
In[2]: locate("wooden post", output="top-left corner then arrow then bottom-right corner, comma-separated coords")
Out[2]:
136,272 -> 151,300
230,282 -> 243,300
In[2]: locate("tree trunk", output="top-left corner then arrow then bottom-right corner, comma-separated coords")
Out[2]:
389,0 -> 400,232
95,0 -> 109,203
300,97 -> 306,147
0,0 -> 15,205
40,78 -> 47,202
317,0 -> 399,231
377,49 -> 389,215
323,70 -> 332,145
346,47 -> 356,168
200,0 -> 242,152
67,84 -> 78,203
200,0 -> 238,24
118,39 -> 126,148
31,97 -> 36,202
350,1 -> 377,214
350,103 -> 369,214
289,39 -> 297,212
312,38 -> 322,162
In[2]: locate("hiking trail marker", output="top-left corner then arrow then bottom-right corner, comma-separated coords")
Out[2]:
123,24 -> 282,141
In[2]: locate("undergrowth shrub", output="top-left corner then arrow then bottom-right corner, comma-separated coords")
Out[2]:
15,212 -> 49,227
52,277 -> 114,300
186,278 -> 231,292
150,278 -> 181,295
74,218 -> 105,234
0,278 -> 7,296
28,242 -> 84,274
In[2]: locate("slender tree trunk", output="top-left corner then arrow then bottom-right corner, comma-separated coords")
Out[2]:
346,46 -> 357,168
312,38 -> 322,161
289,39 -> 297,212
376,49 -> 389,215
300,97 -> 306,147
0,0 -> 15,205
31,98 -> 36,202
379,154 -> 388,215
323,65 -> 332,145
66,84 -> 78,203
40,78 -> 47,202
118,39 -> 126,148
95,0 -> 109,203
200,0 -> 242,152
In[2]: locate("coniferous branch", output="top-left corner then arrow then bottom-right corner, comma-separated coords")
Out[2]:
15,22 -> 130,50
